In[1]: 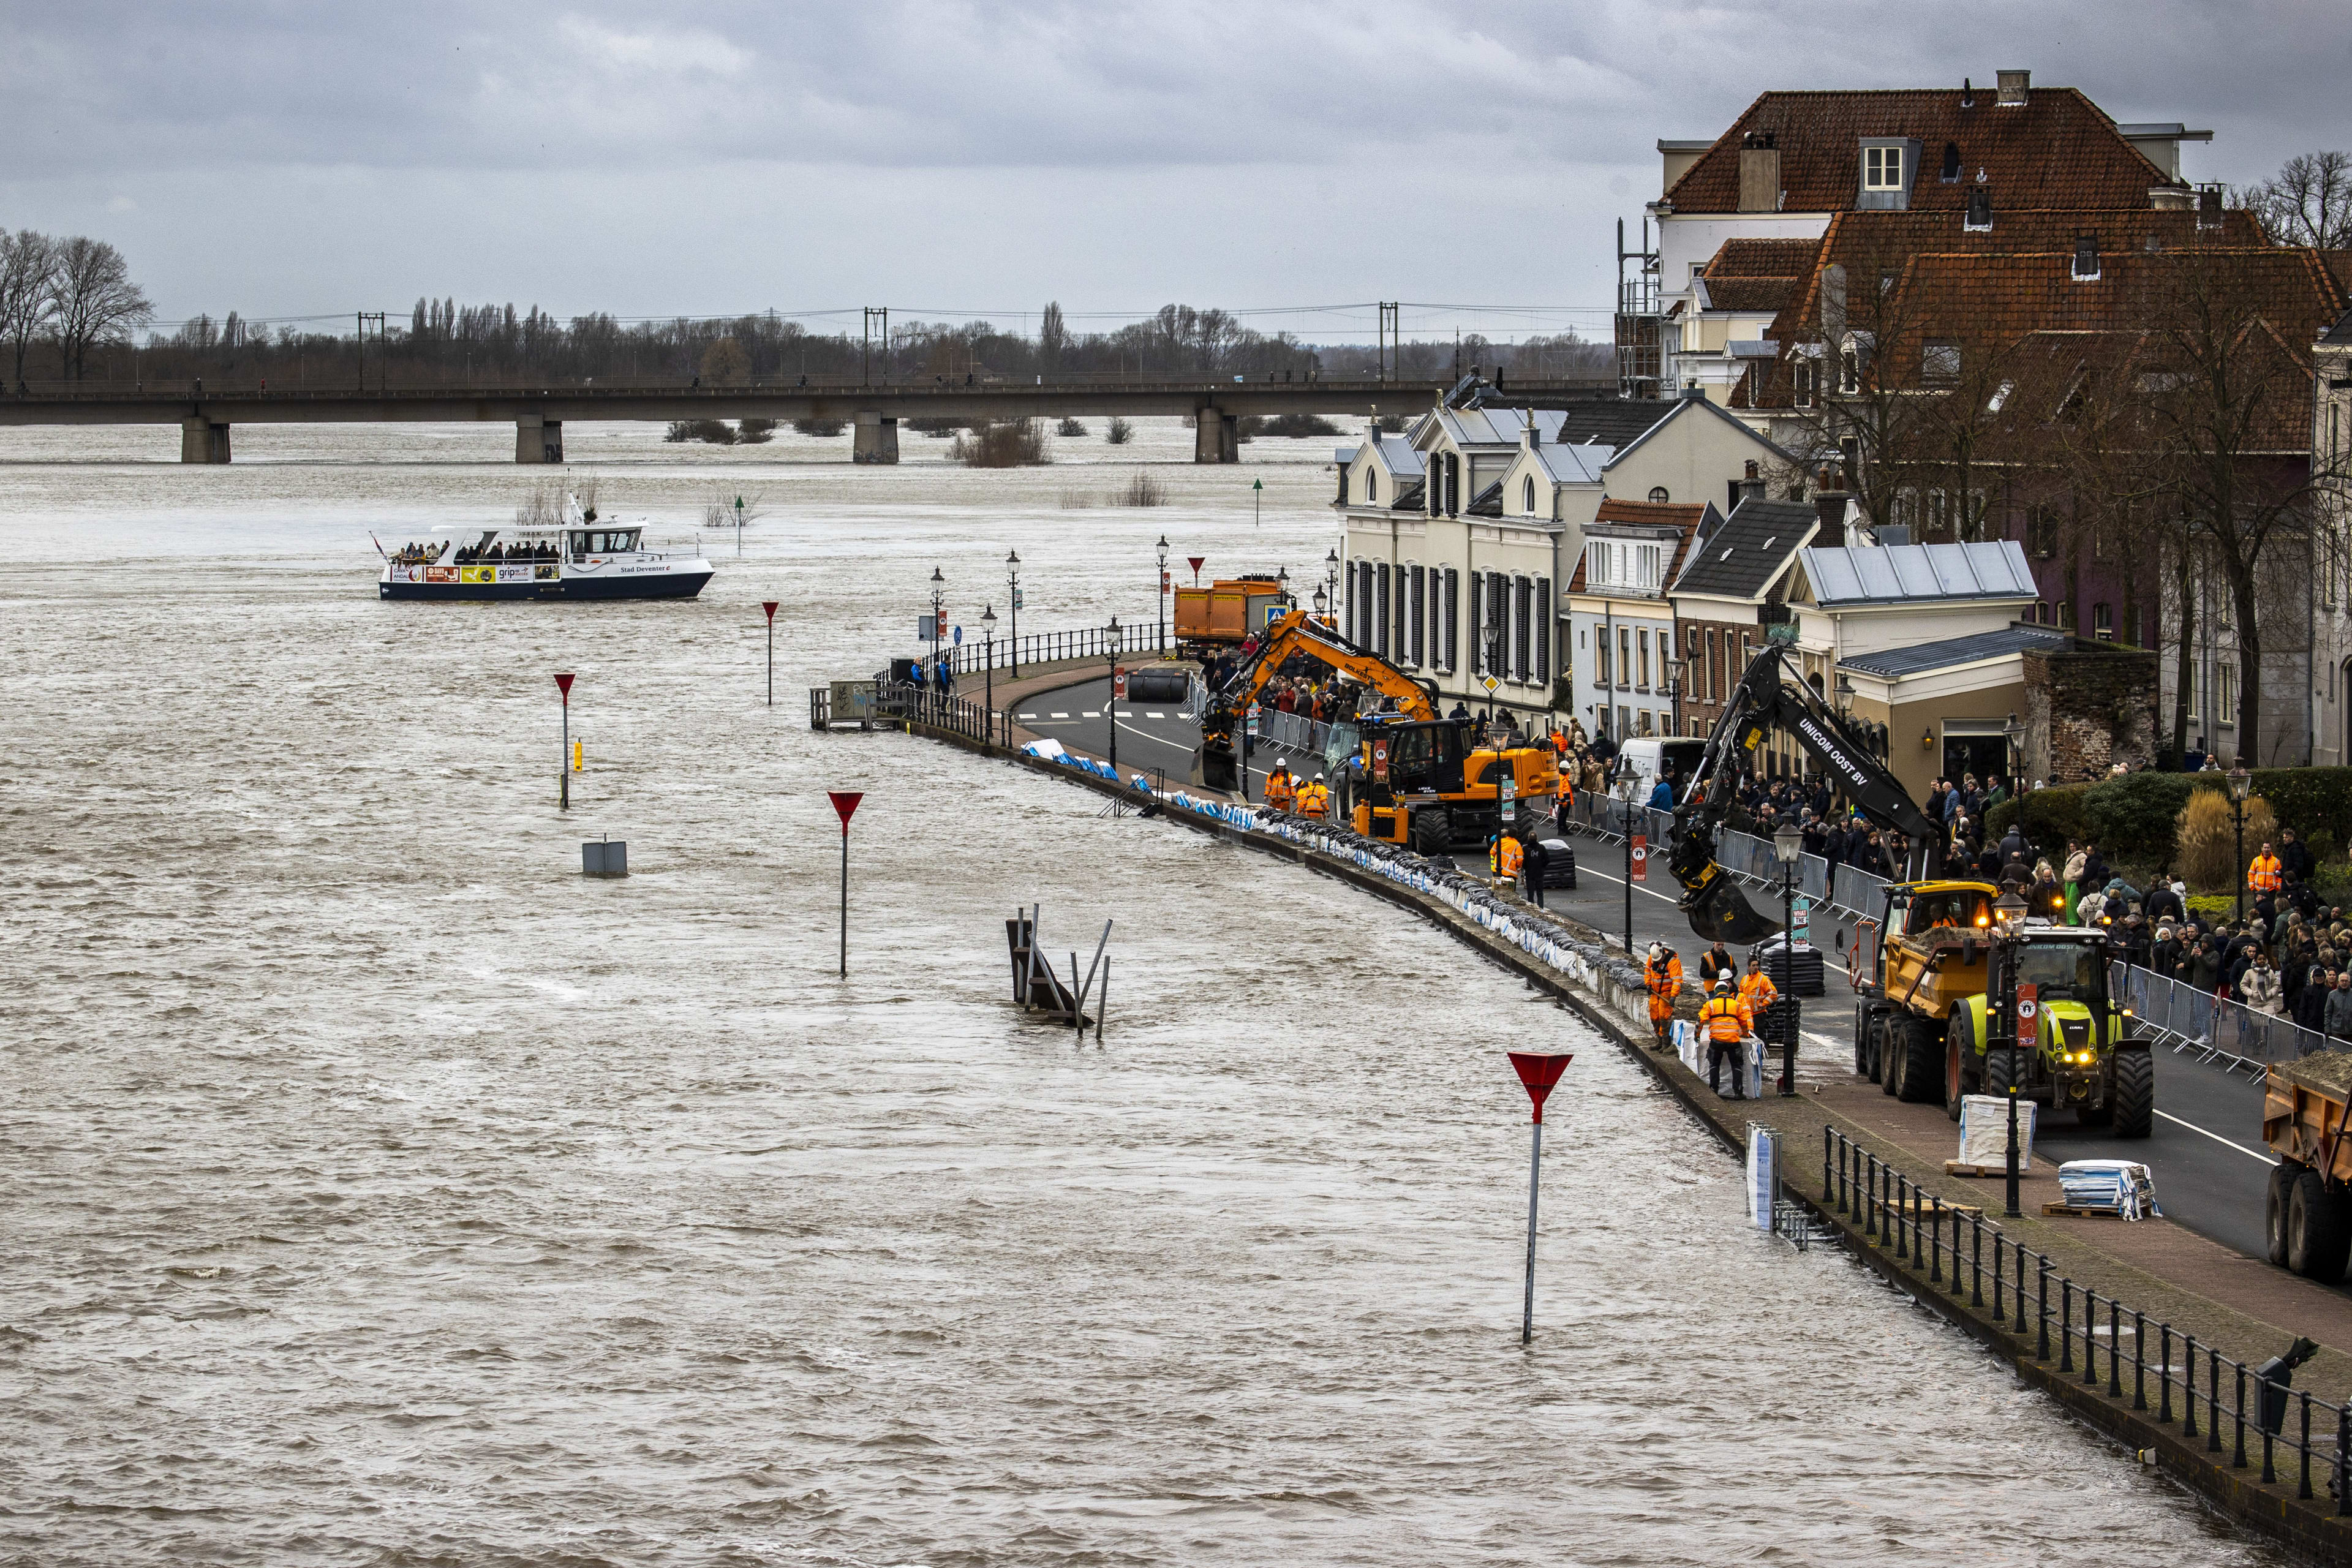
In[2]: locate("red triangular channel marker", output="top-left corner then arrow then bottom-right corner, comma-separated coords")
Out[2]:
553,672 -> 576,699
1188,556 -> 1205,576
828,791 -> 864,828
762,601 -> 779,622
1508,1052 -> 1574,1122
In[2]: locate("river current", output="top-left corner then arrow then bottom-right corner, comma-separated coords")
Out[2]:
0,420 -> 2272,1564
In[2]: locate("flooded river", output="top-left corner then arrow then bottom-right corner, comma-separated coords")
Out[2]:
0,421 -> 2273,1564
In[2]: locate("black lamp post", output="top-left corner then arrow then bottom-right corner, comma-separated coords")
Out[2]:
1483,623 -> 1504,728
2003,710 -> 2027,856
1313,582 -> 1329,624
1994,888 -> 2028,1217
981,603 -> 998,745
1106,614 -> 1121,779
929,566 -> 946,714
1006,549 -> 1021,679
1664,652 -> 1687,739
2229,764 -> 2252,923
1155,533 -> 1169,652
1618,774 -> 1638,954
1774,822 -> 1802,1096
1324,547 -> 1340,611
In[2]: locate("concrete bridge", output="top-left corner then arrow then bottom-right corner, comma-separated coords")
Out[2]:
0,373 -> 1616,464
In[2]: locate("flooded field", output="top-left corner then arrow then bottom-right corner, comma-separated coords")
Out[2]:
0,420 -> 2272,1564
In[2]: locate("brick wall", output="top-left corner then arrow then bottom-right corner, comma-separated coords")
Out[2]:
2022,645 -> 2157,783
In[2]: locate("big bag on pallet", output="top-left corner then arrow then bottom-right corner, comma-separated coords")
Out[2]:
1958,1094 -> 2037,1171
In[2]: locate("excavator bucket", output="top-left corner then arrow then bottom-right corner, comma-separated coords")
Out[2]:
1682,870 -> 1784,944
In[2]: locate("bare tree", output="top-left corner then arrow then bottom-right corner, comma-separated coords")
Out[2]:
0,230 -> 58,385
47,237 -> 151,382
2241,151 -> 2352,248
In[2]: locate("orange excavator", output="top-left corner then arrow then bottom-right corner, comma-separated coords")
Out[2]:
1200,609 -> 1558,851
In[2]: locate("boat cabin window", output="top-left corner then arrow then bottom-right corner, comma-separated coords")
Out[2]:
1904,889 -> 1991,933
569,529 -> 640,556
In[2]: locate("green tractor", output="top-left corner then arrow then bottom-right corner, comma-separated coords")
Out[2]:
1942,927 -> 2152,1137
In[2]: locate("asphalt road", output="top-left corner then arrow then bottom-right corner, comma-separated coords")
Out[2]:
1016,673 -> 2293,1282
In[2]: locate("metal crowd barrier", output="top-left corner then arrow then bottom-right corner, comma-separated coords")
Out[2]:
1558,794 -> 1891,926
1826,1125 -> 2349,1512
2108,960 -> 2334,1074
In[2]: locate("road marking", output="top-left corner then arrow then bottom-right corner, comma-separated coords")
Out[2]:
1049,712 -> 1069,719
1084,710 -> 1101,718
2155,1109 -> 2278,1165
1146,712 -> 1164,718
1017,712 -> 1036,720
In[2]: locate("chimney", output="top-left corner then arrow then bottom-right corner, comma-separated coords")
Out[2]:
1965,187 -> 1993,232
1996,68 -> 2029,107
1738,132 -> 1782,214
2198,184 -> 2225,230
1960,77 -> 1975,110
1814,494 -> 1847,548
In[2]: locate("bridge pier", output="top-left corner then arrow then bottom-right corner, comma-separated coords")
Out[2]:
1193,407 -> 1237,464
514,415 -> 564,464
853,412 -> 899,465
179,418 -> 231,464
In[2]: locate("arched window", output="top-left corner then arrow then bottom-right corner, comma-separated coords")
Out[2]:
1648,486 -> 1670,504
1523,477 -> 1536,514
1367,472 -> 1378,503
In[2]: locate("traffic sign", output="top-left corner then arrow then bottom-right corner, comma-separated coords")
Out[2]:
761,600 -> 778,623
553,672 -> 575,701
828,791 -> 863,827
1113,667 -> 1128,699
1482,675 -> 1500,692
1508,1051 -> 1574,1121
1371,737 -> 1390,781
952,625 -> 962,646
2017,981 -> 2039,1033
1630,834 -> 1649,881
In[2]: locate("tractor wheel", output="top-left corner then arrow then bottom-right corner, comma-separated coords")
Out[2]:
1854,1002 -> 1874,1079
1409,807 -> 1451,857
1878,1016 -> 1901,1095
1895,1018 -> 1941,1104
2267,1161 -> 2299,1266
2287,1169 -> 2352,1283
2109,1049 -> 2154,1139
1944,1012 -> 1977,1121
1981,1043 -> 2018,1100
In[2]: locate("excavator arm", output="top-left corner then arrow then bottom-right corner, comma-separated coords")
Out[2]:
1667,639 -> 1945,943
1199,609 -> 1440,788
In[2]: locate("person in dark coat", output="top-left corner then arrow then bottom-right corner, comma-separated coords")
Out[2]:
2280,828 -> 2315,887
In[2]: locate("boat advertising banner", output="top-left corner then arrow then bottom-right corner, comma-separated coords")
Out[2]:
387,565 -> 423,583
425,566 -> 458,583
459,566 -> 494,584
496,564 -> 533,583
534,565 -> 559,581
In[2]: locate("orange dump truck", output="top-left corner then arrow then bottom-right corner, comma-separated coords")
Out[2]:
1173,576 -> 1293,649
2263,1052 -> 2352,1281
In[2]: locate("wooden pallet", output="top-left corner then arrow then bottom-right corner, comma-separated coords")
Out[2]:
1945,1161 -> 2035,1178
2043,1201 -> 2130,1219
1893,1197 -> 1985,1218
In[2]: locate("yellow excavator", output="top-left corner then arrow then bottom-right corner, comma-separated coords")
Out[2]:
1199,608 -> 1557,851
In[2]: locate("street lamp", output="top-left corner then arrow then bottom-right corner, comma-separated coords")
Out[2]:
981,603 -> 998,746
1324,547 -> 1340,616
2003,710 -> 2027,854
1313,582 -> 1329,622
1483,622 -> 1504,728
1616,774 -> 1639,954
1106,614 -> 1121,780
1774,822 -> 1803,1096
1155,533 -> 1169,652
1994,888 -> 2028,1217
1664,652 -> 1687,738
1006,550 -> 1021,679
2229,764 -> 2252,922
929,566 -> 947,714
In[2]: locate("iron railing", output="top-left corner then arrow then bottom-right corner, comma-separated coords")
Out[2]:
1825,1125 -> 2348,1510
940,620 -> 1167,676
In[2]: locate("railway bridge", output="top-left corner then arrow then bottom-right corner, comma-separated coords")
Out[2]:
0,372 -> 1617,464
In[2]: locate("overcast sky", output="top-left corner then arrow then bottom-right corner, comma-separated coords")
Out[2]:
3,0 -> 2347,342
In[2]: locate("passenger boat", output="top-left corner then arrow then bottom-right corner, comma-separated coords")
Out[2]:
379,494 -> 714,601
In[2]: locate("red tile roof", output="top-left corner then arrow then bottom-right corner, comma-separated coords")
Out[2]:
1665,86 -> 2177,215
1591,499 -> 1712,590
1703,276 -> 1803,313
1708,238 -> 1823,277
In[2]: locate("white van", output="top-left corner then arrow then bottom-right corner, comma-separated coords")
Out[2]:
1613,737 -> 1709,804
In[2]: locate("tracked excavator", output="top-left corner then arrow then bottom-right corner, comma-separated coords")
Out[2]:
1671,637 -> 2148,1128
1199,609 -> 1556,848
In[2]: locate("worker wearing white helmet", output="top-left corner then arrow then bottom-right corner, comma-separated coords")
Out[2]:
1266,760 -> 1295,811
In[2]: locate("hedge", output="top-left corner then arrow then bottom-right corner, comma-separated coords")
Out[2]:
1981,767 -> 2352,869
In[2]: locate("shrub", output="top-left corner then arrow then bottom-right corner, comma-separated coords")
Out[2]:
950,418 -> 1050,467
2174,788 -> 2275,891
1110,470 -> 1167,507
1056,417 -> 1088,437
736,417 -> 775,444
663,417 -> 734,445
663,421 -> 693,443
2186,894 -> 2239,924
2245,767 -> 2352,847
1105,417 -> 1135,445
1988,784 -> 2090,850
793,417 -> 844,438
2081,771 -> 2196,864
1251,412 -> 1341,438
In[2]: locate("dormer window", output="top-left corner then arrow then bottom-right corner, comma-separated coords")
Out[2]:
1863,145 -> 1904,191
2073,233 -> 2101,282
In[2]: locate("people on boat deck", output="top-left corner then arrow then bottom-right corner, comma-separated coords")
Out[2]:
426,538 -> 562,565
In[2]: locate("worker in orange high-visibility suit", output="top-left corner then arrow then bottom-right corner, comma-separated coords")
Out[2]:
1498,831 -> 1525,886
2250,845 -> 2283,894
1265,762 -> 1295,812
1644,942 -> 1684,1049
1741,962 -> 1781,1051
1298,776 -> 1329,818
1700,979 -> 1755,1098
